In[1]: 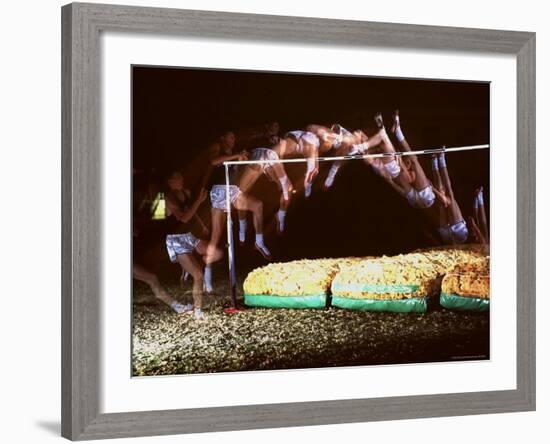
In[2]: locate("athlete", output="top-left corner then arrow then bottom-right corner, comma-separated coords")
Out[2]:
430,152 -> 469,244
346,113 -> 414,194
206,130 -> 273,284
164,171 -> 224,320
132,262 -> 192,314
237,129 -> 320,234
469,186 -> 489,244
311,123 -> 362,189
389,110 -> 450,209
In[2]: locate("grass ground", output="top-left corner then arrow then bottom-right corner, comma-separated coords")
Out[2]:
132,277 -> 489,376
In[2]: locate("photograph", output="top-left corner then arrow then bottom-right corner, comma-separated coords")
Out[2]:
131,66 -> 490,377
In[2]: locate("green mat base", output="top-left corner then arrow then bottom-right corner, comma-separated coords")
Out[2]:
440,293 -> 489,311
244,294 -> 327,309
331,283 -> 419,294
331,296 -> 427,313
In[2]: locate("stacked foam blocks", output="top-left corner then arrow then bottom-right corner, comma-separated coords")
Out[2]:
243,245 -> 489,312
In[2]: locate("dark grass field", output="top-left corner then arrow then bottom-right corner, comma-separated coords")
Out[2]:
132,271 -> 489,376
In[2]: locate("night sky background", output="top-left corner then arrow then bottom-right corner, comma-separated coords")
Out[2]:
133,66 -> 489,271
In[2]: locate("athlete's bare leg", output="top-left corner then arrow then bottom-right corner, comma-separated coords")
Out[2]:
238,165 -> 262,194
471,186 -> 489,243
133,262 -> 184,310
195,239 -> 222,295
234,193 -> 272,260
476,187 -> 489,242
324,142 -> 354,189
438,153 -> 464,225
266,162 -> 292,234
207,208 -> 226,257
176,253 -> 206,320
391,110 -> 431,190
431,154 -> 449,229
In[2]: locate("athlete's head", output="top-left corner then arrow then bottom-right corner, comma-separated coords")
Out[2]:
265,121 -> 280,136
166,171 -> 184,191
219,130 -> 236,152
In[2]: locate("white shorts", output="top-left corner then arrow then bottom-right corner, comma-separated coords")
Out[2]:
383,159 -> 401,178
251,148 -> 279,171
287,130 -> 320,150
406,185 -> 436,209
438,220 -> 469,245
210,184 -> 241,211
166,233 -> 200,263
301,131 -> 320,149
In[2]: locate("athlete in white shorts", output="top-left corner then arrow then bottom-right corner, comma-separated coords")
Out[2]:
430,152 -> 469,245
207,130 -> 273,276
342,114 -> 414,198
303,123 -> 358,190
389,110 -> 451,209
284,130 -> 321,198
237,129 -> 320,234
164,172 -> 223,320
361,112 -> 448,211
250,147 -> 281,172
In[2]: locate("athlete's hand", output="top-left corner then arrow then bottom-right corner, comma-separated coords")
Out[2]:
305,168 -> 318,184
237,151 -> 248,161
197,188 -> 208,203
468,216 -> 486,244
283,184 -> 294,202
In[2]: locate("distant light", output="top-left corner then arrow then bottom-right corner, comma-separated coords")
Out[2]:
151,192 -> 166,220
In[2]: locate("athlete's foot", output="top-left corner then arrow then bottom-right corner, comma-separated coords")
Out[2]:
374,112 -> 385,129
254,242 -> 272,261
193,308 -> 206,321
475,186 -> 484,199
391,109 -> 400,134
331,123 -> 345,136
170,301 -> 194,314
468,216 -> 483,243
179,271 -> 190,288
276,217 -> 286,235
304,183 -> 312,198
203,281 -> 214,294
431,153 -> 441,173
323,177 -> 334,190
276,210 -> 286,235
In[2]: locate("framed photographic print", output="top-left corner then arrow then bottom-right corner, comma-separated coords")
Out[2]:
62,2 -> 535,440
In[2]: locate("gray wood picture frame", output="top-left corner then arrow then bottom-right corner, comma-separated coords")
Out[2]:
61,2 -> 536,440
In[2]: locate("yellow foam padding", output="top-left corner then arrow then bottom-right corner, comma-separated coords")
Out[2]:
332,253 -> 441,300
243,258 -> 363,297
414,245 -> 488,274
441,257 -> 490,298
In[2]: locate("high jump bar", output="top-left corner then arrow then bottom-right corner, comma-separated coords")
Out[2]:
223,144 -> 489,166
